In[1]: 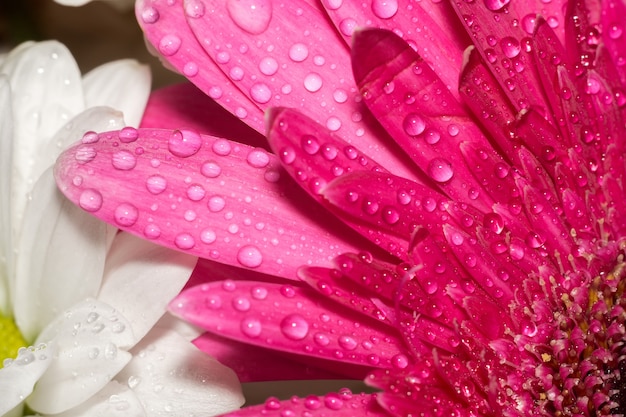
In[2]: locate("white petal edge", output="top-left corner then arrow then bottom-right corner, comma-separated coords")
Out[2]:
28,298 -> 135,414
0,76 -> 13,315
116,321 -> 245,417
98,232 -> 197,346
0,342 -> 55,415
83,60 -> 151,128
37,105 -> 127,178
40,381 -> 146,417
13,169 -> 108,341
1,41 -> 84,236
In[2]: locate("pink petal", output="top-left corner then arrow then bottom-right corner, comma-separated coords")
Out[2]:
54,128 -> 361,280
216,392 -> 388,417
321,0 -> 469,97
138,0 -> 416,179
451,0 -> 550,115
136,0 -> 265,131
194,332 -> 368,382
351,28 -> 502,213
170,280 -> 405,369
140,82 -> 267,149
458,47 -> 518,162
601,0 -> 626,85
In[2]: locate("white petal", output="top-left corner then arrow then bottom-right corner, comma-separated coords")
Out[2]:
13,170 -> 107,341
28,299 -> 134,414
43,381 -> 146,417
0,342 -> 55,415
0,76 -> 12,315
37,106 -> 127,175
116,324 -> 244,417
97,233 -> 196,347
83,60 -> 151,127
1,41 -> 84,235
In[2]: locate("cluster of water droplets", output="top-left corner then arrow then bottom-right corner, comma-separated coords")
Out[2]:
173,279 -> 410,370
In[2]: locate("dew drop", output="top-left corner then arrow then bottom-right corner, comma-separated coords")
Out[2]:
339,18 -> 357,36
75,146 -> 97,163
207,196 -> 226,212
427,158 -> 453,182
403,113 -> 426,136
240,317 -> 262,338
232,296 -> 251,312
301,135 -> 320,155
79,189 -> 103,212
338,335 -> 357,350
183,62 -> 199,77
112,150 -> 137,170
114,203 -> 139,227
246,149 -> 270,167
279,147 -> 296,164
140,6 -> 160,23
200,229 -> 216,244
146,175 -> 167,195
484,0 -> 509,11
280,314 -> 310,340
81,131 -> 99,144
226,0 -> 273,34
168,129 -> 202,157
184,0 -> 206,18
304,73 -> 323,92
250,82 -> 272,103
187,184 -> 206,201
500,37 -> 521,58
259,56 -> 279,75
237,245 -> 263,268
314,332 -> 330,346
201,161 -> 222,177
144,224 -> 161,239
371,0 -> 398,18
289,43 -> 309,62
174,233 -> 195,249
391,353 -> 409,369
118,127 -> 138,143
159,35 -> 182,56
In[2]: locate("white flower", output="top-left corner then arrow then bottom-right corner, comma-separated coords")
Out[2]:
0,41 -> 244,417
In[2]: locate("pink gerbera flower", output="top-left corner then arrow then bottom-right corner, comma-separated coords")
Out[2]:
54,0 -> 626,415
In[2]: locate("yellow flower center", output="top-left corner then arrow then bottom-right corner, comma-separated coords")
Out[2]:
0,312 -> 27,368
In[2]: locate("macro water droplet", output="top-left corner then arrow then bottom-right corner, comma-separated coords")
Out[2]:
483,212 -> 504,234
427,158 -> 454,182
339,18 -> 357,36
174,233 -> 196,250
338,335 -> 357,350
140,6 -> 160,23
146,175 -> 167,194
371,0 -> 398,18
289,43 -> 309,62
114,203 -> 139,226
187,184 -> 206,201
259,56 -> 278,75
75,146 -> 97,163
185,0 -> 206,18
144,224 -> 161,239
382,207 -> 400,224
500,37 -> 521,58
280,314 -> 310,340
168,129 -> 202,157
232,296 -> 251,312
403,113 -> 426,136
279,146 -> 296,164
237,245 -> 263,268
201,161 -> 222,178
324,394 -> 344,410
251,286 -> 268,300
227,0 -> 273,34
158,35 -> 181,56
304,73 -> 323,92
392,354 -> 409,369
112,150 -> 137,170
183,62 -> 199,77
241,317 -> 262,338
484,0 -> 509,10
207,195 -> 226,212
246,149 -> 270,168
118,127 -> 138,143
200,229 -> 216,244
250,82 -> 272,103
79,189 -> 103,212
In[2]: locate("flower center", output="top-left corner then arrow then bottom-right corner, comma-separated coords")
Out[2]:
540,258 -> 626,415
0,311 -> 28,368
